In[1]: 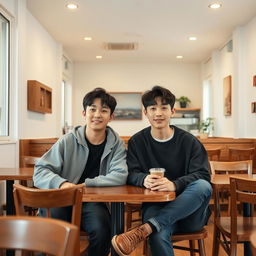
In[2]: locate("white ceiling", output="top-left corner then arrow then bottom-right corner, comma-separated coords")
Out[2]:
27,0 -> 256,63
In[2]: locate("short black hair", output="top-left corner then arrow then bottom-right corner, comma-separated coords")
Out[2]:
83,88 -> 117,114
142,86 -> 176,109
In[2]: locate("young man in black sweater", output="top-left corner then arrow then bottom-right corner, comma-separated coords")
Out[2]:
112,86 -> 212,256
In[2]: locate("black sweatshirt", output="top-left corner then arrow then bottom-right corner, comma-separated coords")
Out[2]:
127,126 -> 210,195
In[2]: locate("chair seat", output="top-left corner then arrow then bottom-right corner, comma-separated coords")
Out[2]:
172,228 -> 208,242
80,239 -> 89,254
216,217 -> 256,240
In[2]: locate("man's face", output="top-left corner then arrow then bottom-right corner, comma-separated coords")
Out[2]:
82,98 -> 113,131
144,97 -> 175,130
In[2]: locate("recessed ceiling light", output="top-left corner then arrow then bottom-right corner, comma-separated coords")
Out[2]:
189,36 -> 197,41
208,3 -> 222,9
84,37 -> 92,41
96,56 -> 102,59
176,55 -> 183,59
66,3 -> 78,10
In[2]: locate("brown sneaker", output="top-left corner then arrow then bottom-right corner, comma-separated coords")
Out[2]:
111,223 -> 152,256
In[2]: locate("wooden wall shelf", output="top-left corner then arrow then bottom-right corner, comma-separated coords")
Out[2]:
27,80 -> 52,114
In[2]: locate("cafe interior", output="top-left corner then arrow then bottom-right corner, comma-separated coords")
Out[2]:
0,0 -> 256,255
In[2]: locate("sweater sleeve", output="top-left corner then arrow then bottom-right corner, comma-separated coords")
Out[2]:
127,138 -> 148,187
172,139 -> 210,194
33,138 -> 68,189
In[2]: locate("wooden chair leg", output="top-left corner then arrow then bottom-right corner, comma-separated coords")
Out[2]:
126,207 -> 132,231
189,240 -> 196,256
198,239 -> 206,256
144,239 -> 150,256
230,241 -> 237,256
212,226 -> 220,256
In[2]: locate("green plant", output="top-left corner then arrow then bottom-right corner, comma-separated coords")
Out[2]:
199,117 -> 214,133
176,96 -> 191,104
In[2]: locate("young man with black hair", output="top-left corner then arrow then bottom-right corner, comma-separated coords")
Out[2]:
33,88 -> 128,256
112,86 -> 212,256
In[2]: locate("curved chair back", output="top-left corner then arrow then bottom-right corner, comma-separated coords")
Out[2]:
13,184 -> 88,255
229,147 -> 255,161
13,183 -> 83,227
0,216 -> 78,256
210,160 -> 252,175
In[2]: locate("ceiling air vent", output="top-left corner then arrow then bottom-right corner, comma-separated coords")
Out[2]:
104,42 -> 138,50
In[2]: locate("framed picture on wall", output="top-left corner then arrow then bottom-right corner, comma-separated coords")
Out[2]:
253,75 -> 256,87
110,92 -> 142,120
223,75 -> 232,116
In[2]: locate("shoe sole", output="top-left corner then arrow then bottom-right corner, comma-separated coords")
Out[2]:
111,235 -> 129,256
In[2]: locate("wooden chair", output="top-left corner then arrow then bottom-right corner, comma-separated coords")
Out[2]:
21,155 -> 40,167
207,148 -> 221,161
13,183 -> 89,256
126,202 -> 142,230
210,160 -> 252,175
212,176 -> 256,256
210,160 -> 253,214
144,226 -> 208,256
20,156 -> 41,215
0,216 -> 78,256
20,155 -> 40,185
228,147 -> 255,161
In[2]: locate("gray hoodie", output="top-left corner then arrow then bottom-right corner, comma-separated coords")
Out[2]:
33,125 -> 128,189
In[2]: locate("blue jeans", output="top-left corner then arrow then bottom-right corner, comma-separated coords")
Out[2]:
81,202 -> 111,256
142,179 -> 212,256
40,202 -> 111,256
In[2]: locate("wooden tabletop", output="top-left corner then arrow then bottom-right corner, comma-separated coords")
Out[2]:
83,185 -> 176,202
0,168 -> 34,180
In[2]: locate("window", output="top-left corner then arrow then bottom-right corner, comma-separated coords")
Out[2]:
61,80 -> 73,134
0,13 -> 9,137
61,56 -> 73,134
202,78 -> 213,120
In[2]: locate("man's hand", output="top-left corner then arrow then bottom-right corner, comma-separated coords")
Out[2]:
60,182 -> 76,189
143,174 -> 158,189
144,175 -> 176,191
150,177 -> 176,191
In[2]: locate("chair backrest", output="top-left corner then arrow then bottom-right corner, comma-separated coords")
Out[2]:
21,155 -> 40,167
0,216 -> 78,256
229,147 -> 255,161
230,177 -> 256,238
13,183 -> 83,227
207,148 -> 221,161
210,160 -> 253,175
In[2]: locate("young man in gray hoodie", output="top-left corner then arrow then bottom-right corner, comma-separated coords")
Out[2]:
33,88 -> 128,256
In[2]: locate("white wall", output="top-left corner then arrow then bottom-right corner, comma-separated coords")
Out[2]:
19,5 -> 62,139
0,0 -> 18,209
211,44 -> 234,137
241,17 -> 256,137
201,16 -> 256,138
0,0 -> 63,141
0,0 -> 15,15
73,61 -> 201,136
0,0 -> 63,207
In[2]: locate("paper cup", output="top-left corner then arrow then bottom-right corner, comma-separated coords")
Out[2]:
149,168 -> 165,177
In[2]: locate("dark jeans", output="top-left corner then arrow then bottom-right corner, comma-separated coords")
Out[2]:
40,202 -> 111,256
142,179 -> 212,256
